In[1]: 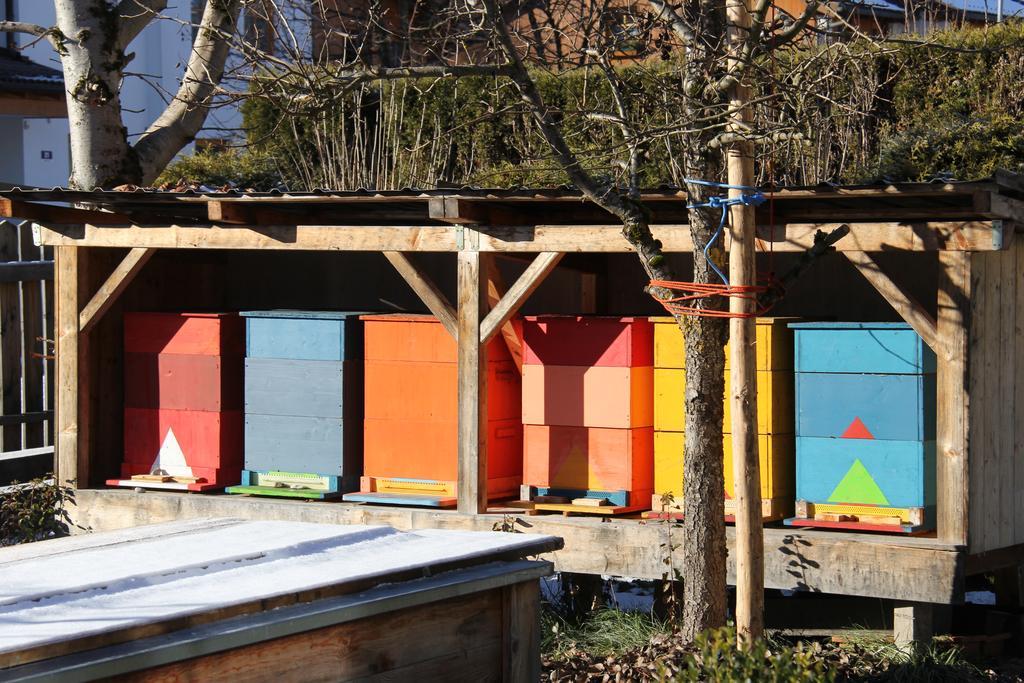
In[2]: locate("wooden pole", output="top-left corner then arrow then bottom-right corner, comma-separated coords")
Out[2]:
54,246 -> 79,486
457,248 -> 489,514
936,250 -> 970,545
726,0 -> 764,644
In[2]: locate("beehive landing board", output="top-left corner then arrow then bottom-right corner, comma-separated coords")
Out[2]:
0,519 -> 560,669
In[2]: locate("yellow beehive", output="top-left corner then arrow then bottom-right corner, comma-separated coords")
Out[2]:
650,317 -> 795,520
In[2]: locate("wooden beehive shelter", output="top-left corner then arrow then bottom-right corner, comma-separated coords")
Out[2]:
3,172 -> 1023,630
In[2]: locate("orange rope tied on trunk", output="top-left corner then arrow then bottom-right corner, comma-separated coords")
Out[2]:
650,279 -> 772,319
649,178 -> 774,319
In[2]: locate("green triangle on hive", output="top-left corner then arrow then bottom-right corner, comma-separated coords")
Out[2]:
827,459 -> 889,505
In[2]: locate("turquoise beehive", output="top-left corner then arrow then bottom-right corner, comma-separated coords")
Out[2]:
786,322 -> 936,533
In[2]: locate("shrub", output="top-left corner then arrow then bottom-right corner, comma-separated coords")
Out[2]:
0,476 -> 77,546
169,24 -> 1024,191
672,626 -> 834,683
156,149 -> 285,191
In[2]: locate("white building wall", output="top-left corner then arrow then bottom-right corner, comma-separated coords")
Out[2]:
21,118 -> 71,188
0,118 -> 26,184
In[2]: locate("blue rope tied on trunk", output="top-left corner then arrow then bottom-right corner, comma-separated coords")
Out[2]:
683,178 -> 767,286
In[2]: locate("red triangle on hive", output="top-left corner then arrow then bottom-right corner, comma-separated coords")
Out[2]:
841,417 -> 875,440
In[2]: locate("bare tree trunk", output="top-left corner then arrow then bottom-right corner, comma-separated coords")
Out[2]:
54,0 -> 139,189
677,2 -> 730,639
679,194 -> 729,642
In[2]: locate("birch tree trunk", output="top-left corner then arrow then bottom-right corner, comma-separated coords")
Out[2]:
54,0 -> 139,189
3,1 -> 242,189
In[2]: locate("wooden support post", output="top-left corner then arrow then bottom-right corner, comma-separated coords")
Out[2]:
727,0 -> 763,644
893,602 -> 935,645
937,251 -> 970,546
502,580 -> 541,682
846,251 -> 939,353
383,251 -> 458,339
78,247 -> 155,334
55,246 -> 84,486
457,248 -> 488,514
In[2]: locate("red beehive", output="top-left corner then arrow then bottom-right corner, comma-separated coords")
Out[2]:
346,314 -> 522,507
108,313 -> 244,492
521,316 -> 654,513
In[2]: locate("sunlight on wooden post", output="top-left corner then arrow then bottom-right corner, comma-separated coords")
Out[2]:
726,0 -> 765,645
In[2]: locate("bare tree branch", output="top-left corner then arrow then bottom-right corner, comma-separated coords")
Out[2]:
479,0 -> 676,288
0,20 -> 68,54
647,0 -> 696,46
133,0 -> 242,184
116,0 -> 169,51
765,0 -> 821,50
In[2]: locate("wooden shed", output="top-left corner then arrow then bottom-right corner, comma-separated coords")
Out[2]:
0,519 -> 558,681
2,172 -> 1023,630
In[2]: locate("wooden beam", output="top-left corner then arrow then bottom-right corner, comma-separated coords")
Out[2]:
457,249 -> 488,515
428,197 -> 491,225
383,252 -> 457,339
481,252 -> 563,346
0,200 -> 131,225
0,411 -> 53,427
937,250 -> 971,546
78,248 -> 155,334
846,251 -> 939,353
0,260 -> 53,283
70,489 -> 968,604
35,221 -> 1008,253
0,94 -> 67,118
207,201 -> 301,225
483,259 -> 524,373
54,246 -> 81,487
974,191 -> 1024,223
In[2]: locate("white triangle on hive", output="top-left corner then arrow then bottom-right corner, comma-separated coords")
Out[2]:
149,427 -> 194,478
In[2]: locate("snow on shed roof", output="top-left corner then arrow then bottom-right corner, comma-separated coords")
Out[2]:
0,519 -> 560,663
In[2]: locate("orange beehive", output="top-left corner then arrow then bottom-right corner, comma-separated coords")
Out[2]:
345,314 -> 522,507
521,316 -> 654,514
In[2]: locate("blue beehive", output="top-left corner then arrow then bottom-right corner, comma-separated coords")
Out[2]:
227,311 -> 364,499
786,322 -> 936,533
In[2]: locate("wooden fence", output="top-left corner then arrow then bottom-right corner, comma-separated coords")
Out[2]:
0,220 -> 54,482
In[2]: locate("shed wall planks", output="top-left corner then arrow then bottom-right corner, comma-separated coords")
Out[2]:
967,238 -> 1024,554
1015,241 -> 1024,551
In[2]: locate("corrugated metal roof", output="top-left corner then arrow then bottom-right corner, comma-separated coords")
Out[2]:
1,173 -> 1020,227
935,0 -> 1024,16
0,175 -> 1011,202
845,0 -> 1024,17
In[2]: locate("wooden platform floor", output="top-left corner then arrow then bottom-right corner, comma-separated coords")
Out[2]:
70,489 -> 967,604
